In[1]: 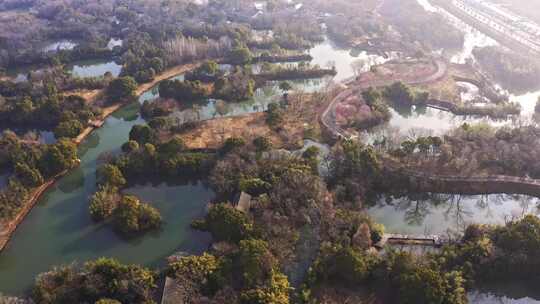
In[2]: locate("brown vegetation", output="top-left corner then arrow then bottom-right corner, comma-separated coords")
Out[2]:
177,91 -> 331,150
389,124 -> 540,178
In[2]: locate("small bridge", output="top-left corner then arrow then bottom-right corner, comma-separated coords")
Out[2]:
88,120 -> 104,128
377,233 -> 445,248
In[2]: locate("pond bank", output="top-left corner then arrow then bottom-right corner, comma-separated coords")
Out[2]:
0,170 -> 70,251
387,164 -> 540,198
0,62 -> 202,254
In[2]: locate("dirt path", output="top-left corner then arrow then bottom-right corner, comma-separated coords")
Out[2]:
321,59 -> 448,138
0,169 -> 70,251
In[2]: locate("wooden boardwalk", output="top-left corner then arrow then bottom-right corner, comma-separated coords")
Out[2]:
378,233 -> 445,248
383,158 -> 540,198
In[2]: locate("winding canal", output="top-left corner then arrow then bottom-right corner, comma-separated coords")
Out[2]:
0,25 -> 539,303
0,40 -> 355,294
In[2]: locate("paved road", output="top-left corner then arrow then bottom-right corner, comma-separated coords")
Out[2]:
432,0 -> 540,56
321,59 -> 448,139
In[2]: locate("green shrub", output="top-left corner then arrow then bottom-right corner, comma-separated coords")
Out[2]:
113,195 -> 161,235
193,203 -> 254,243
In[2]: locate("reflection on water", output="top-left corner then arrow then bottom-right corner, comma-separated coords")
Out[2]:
107,38 -> 123,50
310,38 -> 395,82
140,74 -> 330,123
452,26 -> 497,64
69,60 -> 123,78
362,104 -> 509,145
42,40 -> 78,53
510,90 -> 540,116
0,100 -> 213,295
368,193 -> 540,235
415,0 -> 497,63
469,281 -> 540,304
7,59 -> 123,82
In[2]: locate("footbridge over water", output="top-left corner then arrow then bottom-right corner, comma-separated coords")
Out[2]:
377,234 -> 447,248
384,159 -> 540,198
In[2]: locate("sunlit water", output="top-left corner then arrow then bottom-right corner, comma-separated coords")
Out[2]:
309,38 -> 397,82
69,59 -> 123,78
7,59 -> 123,82
42,40 -> 78,53
368,193 -> 540,235
0,88 -> 213,295
469,282 -> 540,304
107,38 -> 123,50
416,0 -> 540,118
0,50 -> 338,294
361,104 -> 509,146
0,28 -> 538,300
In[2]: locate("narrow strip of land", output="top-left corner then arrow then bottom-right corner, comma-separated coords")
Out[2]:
0,62 -> 201,252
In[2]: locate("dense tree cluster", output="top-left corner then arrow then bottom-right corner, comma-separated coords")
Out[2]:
255,62 -> 336,82
90,162 -> 162,236
436,215 -> 540,282
328,140 -> 384,204
380,0 -> 464,50
158,79 -> 208,102
118,133 -> 214,178
382,81 -> 429,107
391,124 -> 540,178
265,103 -> 284,130
473,47 -> 540,93
106,76 -> 137,103
0,132 -> 78,220
192,203 -> 256,243
351,87 -> 391,130
32,258 -> 156,304
113,195 -> 162,235
225,47 -> 253,65
120,33 -> 165,83
210,141 -> 316,198
185,60 -> 223,83
305,244 -> 467,304
213,68 -> 255,102
0,84 -> 99,138
167,240 -> 290,304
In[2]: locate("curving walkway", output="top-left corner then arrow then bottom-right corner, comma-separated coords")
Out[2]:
384,160 -> 540,198
321,59 -> 448,139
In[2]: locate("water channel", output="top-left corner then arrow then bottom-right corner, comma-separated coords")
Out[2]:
369,193 -> 540,235
0,101 -> 214,294
68,59 -> 123,78
0,26 -> 539,301
7,59 -> 123,83
0,41 -> 350,294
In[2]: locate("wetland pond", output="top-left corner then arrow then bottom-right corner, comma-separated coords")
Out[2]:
0,101 -> 214,294
7,59 -> 122,82
68,59 -> 123,78
368,193 -> 540,235
0,49 -> 339,294
0,31 -> 539,302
